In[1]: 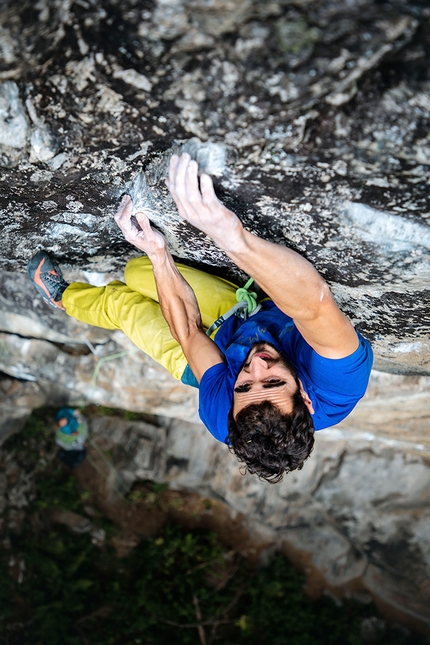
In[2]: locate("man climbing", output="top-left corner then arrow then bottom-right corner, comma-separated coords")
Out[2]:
28,153 -> 373,483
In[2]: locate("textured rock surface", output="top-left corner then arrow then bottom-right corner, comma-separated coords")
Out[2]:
0,0 -> 429,635
0,378 -> 44,443
0,313 -> 199,431
0,0 -> 429,373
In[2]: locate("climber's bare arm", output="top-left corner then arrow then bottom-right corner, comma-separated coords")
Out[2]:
115,195 -> 224,381
167,154 -> 359,359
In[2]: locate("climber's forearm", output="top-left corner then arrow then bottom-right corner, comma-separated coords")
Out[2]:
114,194 -> 202,341
220,225 -> 329,323
150,248 -> 225,380
114,193 -> 224,376
150,249 -> 203,344
219,225 -> 358,357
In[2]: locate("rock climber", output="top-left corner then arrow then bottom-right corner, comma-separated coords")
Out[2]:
27,152 -> 373,483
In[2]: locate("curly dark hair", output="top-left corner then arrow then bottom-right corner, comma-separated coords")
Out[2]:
227,391 -> 315,483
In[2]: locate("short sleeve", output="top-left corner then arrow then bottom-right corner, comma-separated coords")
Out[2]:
198,363 -> 232,443
297,331 -> 373,430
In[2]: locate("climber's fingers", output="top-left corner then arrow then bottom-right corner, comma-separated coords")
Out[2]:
167,153 -> 197,221
167,153 -> 210,227
200,173 -> 218,207
114,194 -> 133,229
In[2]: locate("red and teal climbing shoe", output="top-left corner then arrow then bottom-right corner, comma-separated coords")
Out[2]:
27,251 -> 69,310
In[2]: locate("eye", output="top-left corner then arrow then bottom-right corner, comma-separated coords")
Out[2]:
262,379 -> 286,389
234,383 -> 252,393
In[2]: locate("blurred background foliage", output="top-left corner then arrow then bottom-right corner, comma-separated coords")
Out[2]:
0,410 -> 426,645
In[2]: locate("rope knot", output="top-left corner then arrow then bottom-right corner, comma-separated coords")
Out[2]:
205,277 -> 261,336
235,278 -> 258,315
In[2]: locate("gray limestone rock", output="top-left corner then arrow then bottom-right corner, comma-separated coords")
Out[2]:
0,378 -> 44,445
0,0 -> 428,375
0,328 -> 199,423
0,80 -> 29,166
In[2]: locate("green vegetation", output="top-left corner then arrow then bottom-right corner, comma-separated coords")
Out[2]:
34,460 -> 84,511
3,517 -> 422,645
89,404 -> 159,424
1,411 -> 426,645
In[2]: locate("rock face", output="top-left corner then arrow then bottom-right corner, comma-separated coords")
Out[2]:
0,0 -> 429,635
0,0 -> 429,373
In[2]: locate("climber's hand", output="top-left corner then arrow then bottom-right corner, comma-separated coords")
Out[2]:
166,153 -> 244,252
115,195 -> 166,260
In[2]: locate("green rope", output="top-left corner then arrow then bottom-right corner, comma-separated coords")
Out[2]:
205,277 -> 260,336
235,278 -> 258,314
91,348 -> 141,387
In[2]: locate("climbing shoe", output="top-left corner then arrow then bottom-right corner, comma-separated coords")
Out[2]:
27,251 -> 68,310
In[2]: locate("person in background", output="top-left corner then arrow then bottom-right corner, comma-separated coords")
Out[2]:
55,407 -> 88,468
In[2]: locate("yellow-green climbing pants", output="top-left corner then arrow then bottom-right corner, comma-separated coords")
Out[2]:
62,256 -> 239,380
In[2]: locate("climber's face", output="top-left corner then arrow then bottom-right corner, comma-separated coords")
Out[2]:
232,342 -> 314,417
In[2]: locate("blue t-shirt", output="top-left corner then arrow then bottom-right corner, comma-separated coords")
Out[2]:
192,301 -> 373,443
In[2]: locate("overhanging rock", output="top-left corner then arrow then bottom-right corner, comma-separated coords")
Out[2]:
0,0 -> 429,377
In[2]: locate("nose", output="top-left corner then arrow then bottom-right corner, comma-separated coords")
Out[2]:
244,355 -> 270,376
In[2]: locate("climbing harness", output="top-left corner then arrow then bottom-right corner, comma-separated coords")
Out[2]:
205,277 -> 261,337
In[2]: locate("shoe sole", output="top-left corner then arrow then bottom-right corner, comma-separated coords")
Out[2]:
27,252 -> 66,309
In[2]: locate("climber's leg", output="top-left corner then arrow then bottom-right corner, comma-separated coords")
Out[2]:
124,256 -> 239,335
62,280 -> 188,380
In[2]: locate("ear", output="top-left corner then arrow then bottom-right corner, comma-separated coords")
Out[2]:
299,381 -> 315,414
